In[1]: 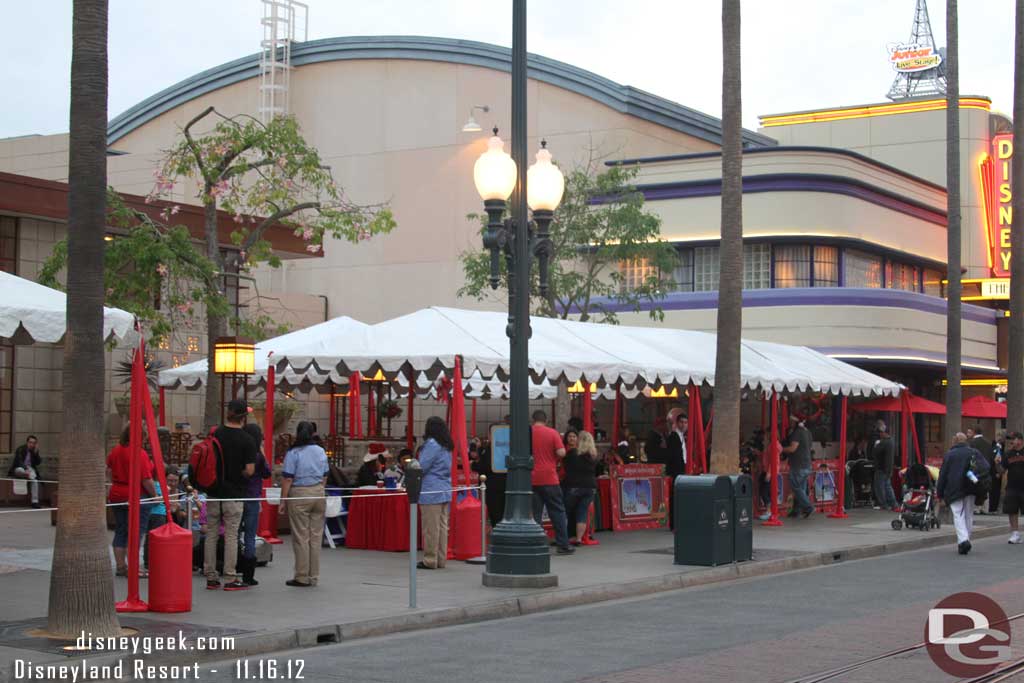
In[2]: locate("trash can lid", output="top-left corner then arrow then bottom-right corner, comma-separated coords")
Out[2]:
674,474 -> 732,495
728,473 -> 753,494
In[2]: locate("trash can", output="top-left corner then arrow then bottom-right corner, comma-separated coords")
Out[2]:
729,474 -> 753,562
673,475 -> 734,566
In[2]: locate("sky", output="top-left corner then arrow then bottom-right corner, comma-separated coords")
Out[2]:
1,0 -> 1016,139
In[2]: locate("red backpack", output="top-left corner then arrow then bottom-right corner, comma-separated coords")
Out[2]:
188,429 -> 223,493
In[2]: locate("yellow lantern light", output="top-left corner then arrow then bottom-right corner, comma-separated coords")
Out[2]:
567,380 -> 598,394
473,130 -> 517,202
650,387 -> 680,399
526,142 -> 565,212
213,336 -> 256,374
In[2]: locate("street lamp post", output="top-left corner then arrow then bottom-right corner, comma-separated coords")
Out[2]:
474,0 -> 565,586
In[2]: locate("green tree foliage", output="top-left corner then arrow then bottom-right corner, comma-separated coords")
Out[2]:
459,160 -> 676,323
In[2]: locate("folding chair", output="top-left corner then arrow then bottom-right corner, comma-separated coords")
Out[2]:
323,489 -> 347,548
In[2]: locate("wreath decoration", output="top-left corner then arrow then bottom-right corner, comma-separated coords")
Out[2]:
790,393 -> 828,424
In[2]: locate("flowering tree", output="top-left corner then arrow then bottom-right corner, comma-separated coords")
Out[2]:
148,107 -> 394,426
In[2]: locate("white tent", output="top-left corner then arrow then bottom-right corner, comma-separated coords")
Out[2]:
0,270 -> 135,344
272,306 -> 901,398
157,316 -> 370,390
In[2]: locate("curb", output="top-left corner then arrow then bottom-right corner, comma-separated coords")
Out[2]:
2,524 -> 1007,683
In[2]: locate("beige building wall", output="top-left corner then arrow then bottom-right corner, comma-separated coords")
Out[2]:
759,102 -> 993,279
1,57 -> 719,326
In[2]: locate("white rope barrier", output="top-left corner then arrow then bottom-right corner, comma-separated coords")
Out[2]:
0,485 -> 483,515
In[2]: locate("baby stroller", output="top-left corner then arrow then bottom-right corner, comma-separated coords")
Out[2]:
891,462 -> 939,531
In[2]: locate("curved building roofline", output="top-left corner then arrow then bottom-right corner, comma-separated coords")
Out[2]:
107,35 -> 778,148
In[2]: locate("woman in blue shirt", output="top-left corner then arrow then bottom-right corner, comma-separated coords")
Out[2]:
417,416 -> 453,570
281,421 -> 329,587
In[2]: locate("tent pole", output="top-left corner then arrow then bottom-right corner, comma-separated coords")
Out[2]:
828,396 -> 849,518
406,367 -> 415,452
763,391 -> 784,527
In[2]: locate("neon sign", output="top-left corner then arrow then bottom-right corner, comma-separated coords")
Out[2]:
979,134 -> 1013,277
889,43 -> 942,73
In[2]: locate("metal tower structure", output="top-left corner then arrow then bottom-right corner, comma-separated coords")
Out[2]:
259,0 -> 308,123
886,0 -> 946,100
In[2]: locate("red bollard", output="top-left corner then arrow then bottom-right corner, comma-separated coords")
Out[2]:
147,523 -> 193,613
449,495 -> 482,560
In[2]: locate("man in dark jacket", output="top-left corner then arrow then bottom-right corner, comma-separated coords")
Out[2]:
664,411 -> 687,530
644,417 -> 668,466
870,421 -> 897,511
8,435 -> 42,508
937,432 -> 982,555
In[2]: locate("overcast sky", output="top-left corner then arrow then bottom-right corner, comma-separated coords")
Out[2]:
1,0 -> 1016,139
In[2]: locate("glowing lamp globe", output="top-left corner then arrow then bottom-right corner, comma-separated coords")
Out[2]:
526,144 -> 564,212
473,133 -> 517,202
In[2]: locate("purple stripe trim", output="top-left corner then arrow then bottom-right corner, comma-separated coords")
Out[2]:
614,174 -> 947,226
585,288 -> 998,325
815,346 -> 1001,373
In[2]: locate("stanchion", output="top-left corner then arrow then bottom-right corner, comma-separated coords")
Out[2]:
405,460 -> 423,609
466,477 -> 487,565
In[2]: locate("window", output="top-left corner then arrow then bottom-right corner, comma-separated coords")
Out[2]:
844,249 -> 883,288
671,249 -> 694,292
694,246 -> 719,291
744,243 -> 771,289
774,245 -> 811,288
619,257 -> 659,292
813,246 -> 839,286
0,216 -> 15,454
886,261 -> 921,292
923,268 -> 943,297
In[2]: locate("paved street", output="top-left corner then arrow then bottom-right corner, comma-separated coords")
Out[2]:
199,535 -> 1024,683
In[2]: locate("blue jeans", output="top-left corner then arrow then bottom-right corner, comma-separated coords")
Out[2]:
789,468 -> 813,513
874,471 -> 897,509
240,500 -> 261,559
563,487 -> 596,528
112,503 -> 153,548
532,485 -> 570,549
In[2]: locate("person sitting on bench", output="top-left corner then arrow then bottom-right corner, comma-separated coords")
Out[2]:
8,435 -> 42,508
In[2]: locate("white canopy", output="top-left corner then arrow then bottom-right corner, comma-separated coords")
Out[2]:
272,306 -> 901,398
157,316 -> 370,390
0,271 -> 136,344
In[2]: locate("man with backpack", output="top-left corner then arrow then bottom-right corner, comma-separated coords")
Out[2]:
936,432 -> 988,555
996,431 -> 1024,544
193,399 -> 256,590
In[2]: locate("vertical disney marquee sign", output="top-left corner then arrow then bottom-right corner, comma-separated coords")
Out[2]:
980,134 -> 1013,277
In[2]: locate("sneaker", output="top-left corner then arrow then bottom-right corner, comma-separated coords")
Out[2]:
30,503 -> 42,509
802,508 -> 814,519
223,581 -> 249,591
872,506 -> 882,510
1009,532 -> 1022,545
758,512 -> 771,521
957,540 -> 972,555
205,580 -> 221,590
556,546 -> 576,555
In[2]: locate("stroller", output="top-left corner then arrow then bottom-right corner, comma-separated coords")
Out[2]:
891,462 -> 940,531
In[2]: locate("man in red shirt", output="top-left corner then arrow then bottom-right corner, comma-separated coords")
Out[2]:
531,410 -> 574,554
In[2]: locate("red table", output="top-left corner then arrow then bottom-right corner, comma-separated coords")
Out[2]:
344,488 -> 411,551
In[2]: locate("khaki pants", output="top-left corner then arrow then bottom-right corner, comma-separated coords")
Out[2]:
421,502 -> 449,568
204,500 -> 243,582
289,485 -> 326,584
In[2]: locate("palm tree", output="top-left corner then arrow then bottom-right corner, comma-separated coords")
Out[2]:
1009,0 -> 1024,434
710,0 -> 743,474
944,0 -> 962,446
46,0 -> 120,637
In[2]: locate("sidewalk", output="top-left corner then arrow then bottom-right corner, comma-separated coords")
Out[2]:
0,505 -> 1010,680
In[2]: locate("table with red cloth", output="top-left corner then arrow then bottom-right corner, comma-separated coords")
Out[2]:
344,487 -> 412,551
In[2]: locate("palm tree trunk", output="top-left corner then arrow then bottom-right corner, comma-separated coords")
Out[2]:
710,0 -> 743,474
203,201 -> 226,430
46,0 -> 120,637
944,0 -> 962,445
1009,0 -> 1024,433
